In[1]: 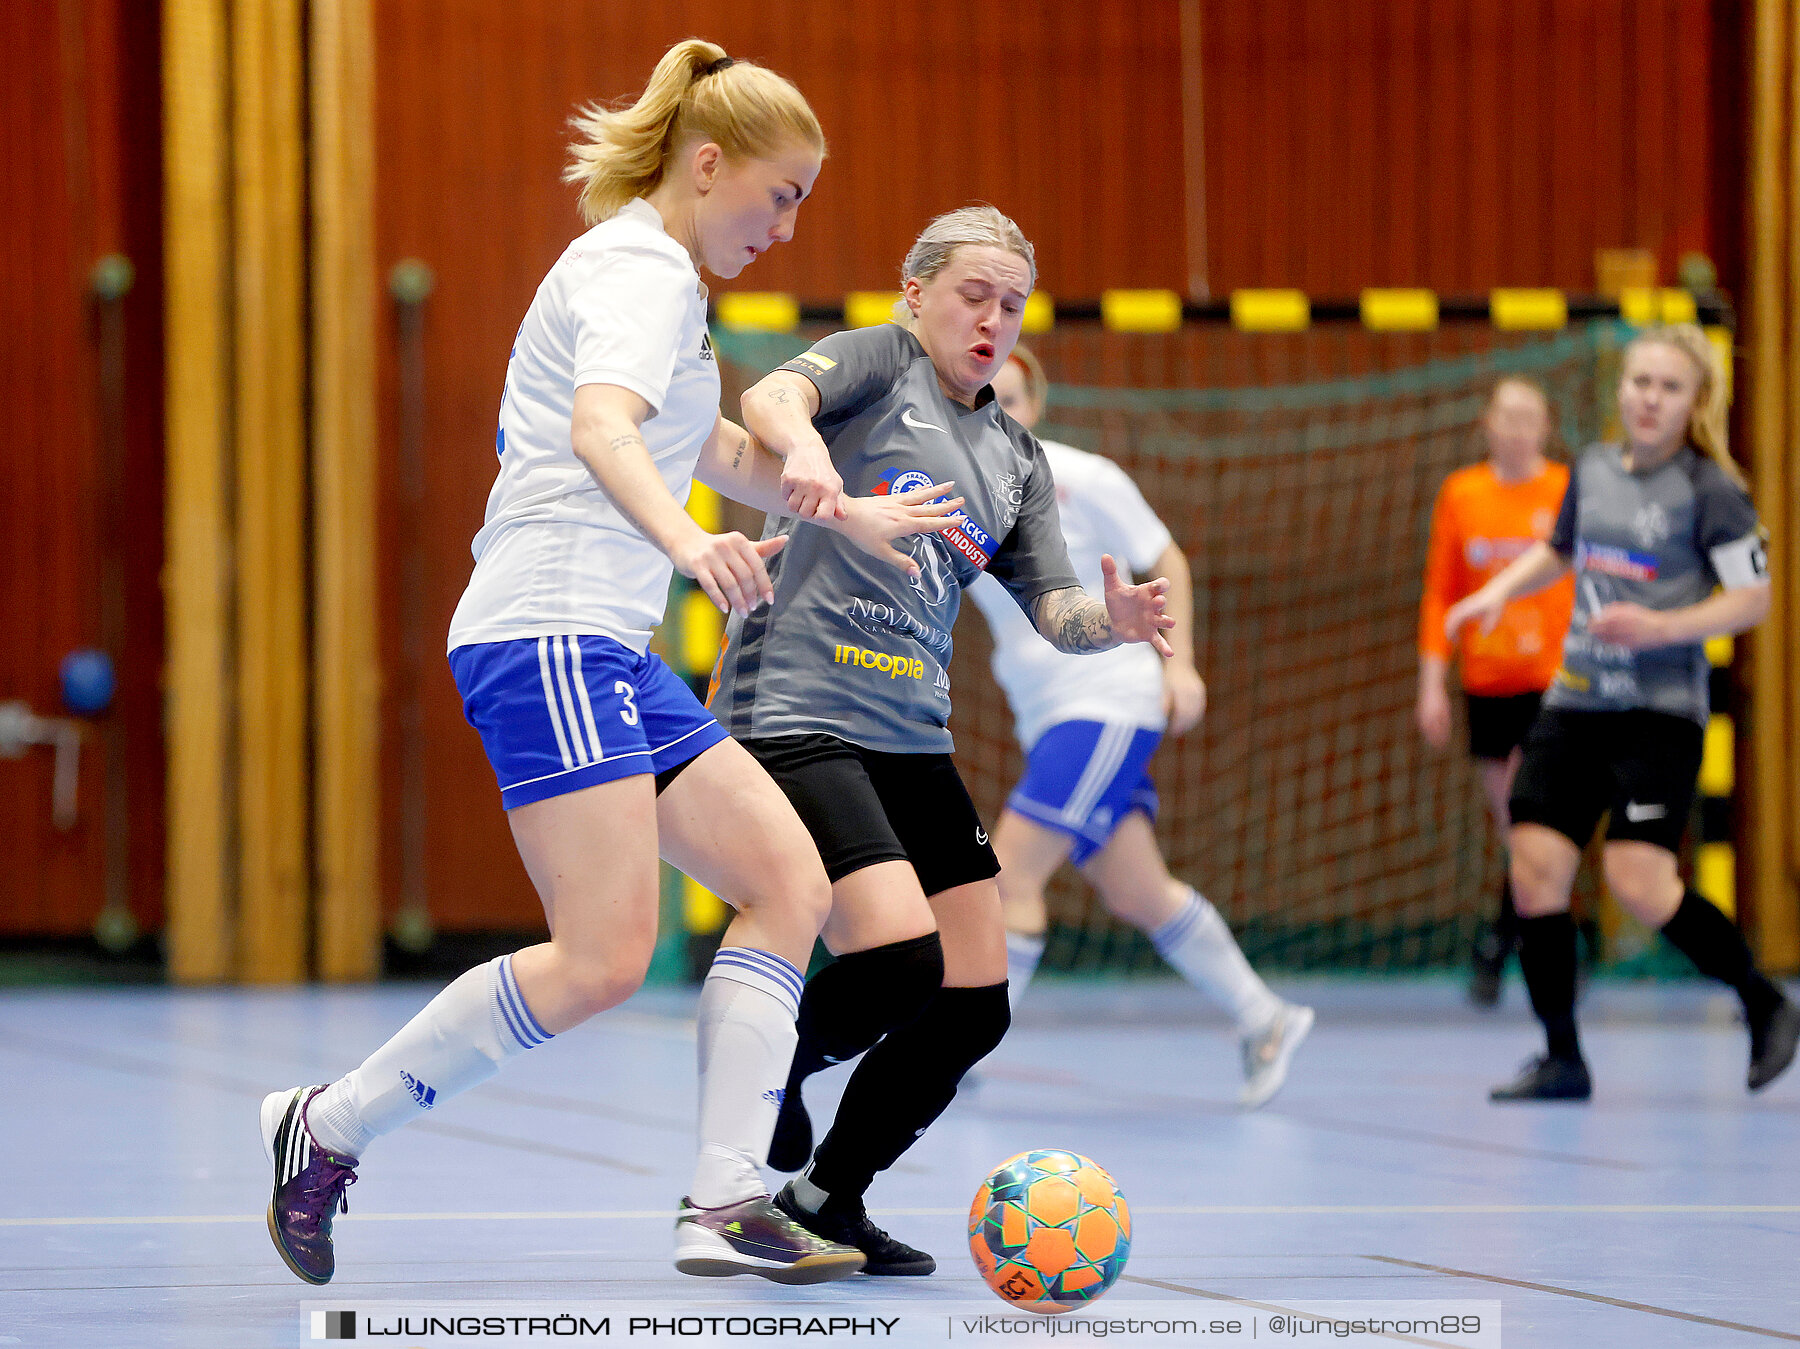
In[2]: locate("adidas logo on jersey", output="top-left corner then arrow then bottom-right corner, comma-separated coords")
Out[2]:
699,332 -> 715,362
401,1070 -> 437,1109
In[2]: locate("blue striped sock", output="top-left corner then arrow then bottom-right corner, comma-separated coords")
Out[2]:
1150,888 -> 1281,1032
691,947 -> 804,1206
310,952 -> 555,1156
491,952 -> 555,1051
706,945 -> 805,1019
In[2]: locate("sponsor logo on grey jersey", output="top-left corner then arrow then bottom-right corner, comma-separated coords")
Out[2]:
847,595 -> 952,656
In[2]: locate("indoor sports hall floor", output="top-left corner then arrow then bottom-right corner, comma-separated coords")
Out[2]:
3,976 -> 1796,1347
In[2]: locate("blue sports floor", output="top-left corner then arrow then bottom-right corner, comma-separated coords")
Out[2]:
2,976 -> 1796,1347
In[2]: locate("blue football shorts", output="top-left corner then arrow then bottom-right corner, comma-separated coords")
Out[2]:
1006,719 -> 1162,865
449,634 -> 727,810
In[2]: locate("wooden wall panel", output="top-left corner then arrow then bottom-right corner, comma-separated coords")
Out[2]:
0,0 -> 164,938
1201,0 -> 1733,294
373,0 -> 1745,931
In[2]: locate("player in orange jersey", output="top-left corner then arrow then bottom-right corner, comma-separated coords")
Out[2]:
1418,377 -> 1575,1005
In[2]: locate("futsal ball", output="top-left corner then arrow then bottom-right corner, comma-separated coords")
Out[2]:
968,1149 -> 1131,1314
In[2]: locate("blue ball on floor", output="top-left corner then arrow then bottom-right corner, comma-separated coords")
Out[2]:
61,648 -> 116,716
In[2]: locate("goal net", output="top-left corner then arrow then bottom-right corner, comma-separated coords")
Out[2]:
713,319 -> 1628,973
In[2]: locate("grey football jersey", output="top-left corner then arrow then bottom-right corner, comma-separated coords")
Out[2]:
1545,444 -> 1764,723
709,324 -> 1079,753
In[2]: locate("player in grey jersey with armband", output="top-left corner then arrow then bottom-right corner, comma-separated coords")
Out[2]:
1447,323 -> 1796,1102
707,206 -> 1176,1273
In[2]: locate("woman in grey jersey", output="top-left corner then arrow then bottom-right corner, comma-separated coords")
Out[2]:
707,206 -> 1175,1273
1447,323 -> 1795,1102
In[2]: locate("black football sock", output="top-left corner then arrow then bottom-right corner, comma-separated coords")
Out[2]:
807,982 -> 1010,1204
1516,912 -> 1582,1062
768,934 -> 943,1172
1660,889 -> 1784,1023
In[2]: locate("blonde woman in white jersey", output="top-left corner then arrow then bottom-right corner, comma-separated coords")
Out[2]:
970,347 -> 1313,1109
258,40 -> 957,1288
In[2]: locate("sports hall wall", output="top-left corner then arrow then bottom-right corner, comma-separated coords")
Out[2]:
4,1 -> 1792,978
0,1 -> 166,937
370,0 -> 1742,942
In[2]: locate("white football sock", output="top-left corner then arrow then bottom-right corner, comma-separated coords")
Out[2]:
1004,930 -> 1046,1014
1150,888 -> 1282,1034
689,946 -> 803,1209
306,953 -> 552,1158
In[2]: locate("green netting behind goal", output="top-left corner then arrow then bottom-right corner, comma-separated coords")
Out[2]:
713,320 -> 1630,973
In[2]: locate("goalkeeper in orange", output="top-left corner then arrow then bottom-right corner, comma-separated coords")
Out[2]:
1417,377 -> 1575,1005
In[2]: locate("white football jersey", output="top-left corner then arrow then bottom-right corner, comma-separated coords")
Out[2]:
967,439 -> 1174,748
448,198 -> 719,656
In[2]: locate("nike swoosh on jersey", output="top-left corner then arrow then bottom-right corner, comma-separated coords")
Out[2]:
900,408 -> 946,434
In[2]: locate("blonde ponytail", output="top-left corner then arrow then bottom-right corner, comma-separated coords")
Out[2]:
564,39 -> 824,226
1627,323 -> 1747,493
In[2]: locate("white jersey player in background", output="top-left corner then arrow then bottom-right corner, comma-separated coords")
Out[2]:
258,40 -> 955,1289
969,346 -> 1313,1109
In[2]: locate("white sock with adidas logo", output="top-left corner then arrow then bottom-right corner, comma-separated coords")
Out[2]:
307,953 -> 552,1158
690,947 -> 803,1209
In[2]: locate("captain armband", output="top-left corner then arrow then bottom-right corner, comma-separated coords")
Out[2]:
1710,531 -> 1770,590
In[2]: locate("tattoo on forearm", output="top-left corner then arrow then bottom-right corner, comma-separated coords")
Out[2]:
1032,589 -> 1116,654
732,434 -> 747,471
583,433 -> 655,540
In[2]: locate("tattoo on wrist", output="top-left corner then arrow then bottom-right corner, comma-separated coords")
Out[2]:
1033,589 -> 1116,654
769,386 -> 790,405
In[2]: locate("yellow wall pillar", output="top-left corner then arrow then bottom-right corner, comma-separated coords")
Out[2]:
166,0 -> 374,982
162,0 -> 234,983
310,0 -> 382,981
1749,0 -> 1799,971
231,0 -> 310,983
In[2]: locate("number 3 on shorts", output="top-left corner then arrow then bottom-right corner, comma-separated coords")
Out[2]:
615,681 -> 639,726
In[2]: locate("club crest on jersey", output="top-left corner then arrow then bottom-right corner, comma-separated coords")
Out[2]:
992,472 -> 1023,532
873,469 -> 994,567
1576,541 -> 1659,581
872,468 -> 936,496
1632,501 -> 1671,547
